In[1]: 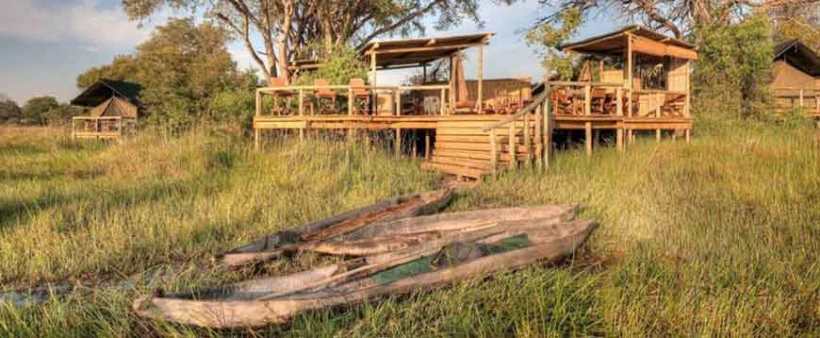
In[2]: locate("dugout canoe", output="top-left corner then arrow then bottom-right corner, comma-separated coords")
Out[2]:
219,189 -> 453,267
134,214 -> 596,328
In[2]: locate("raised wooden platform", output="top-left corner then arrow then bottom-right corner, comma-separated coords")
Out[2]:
254,112 -> 692,179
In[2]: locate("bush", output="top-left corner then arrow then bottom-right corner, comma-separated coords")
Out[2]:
692,15 -> 773,118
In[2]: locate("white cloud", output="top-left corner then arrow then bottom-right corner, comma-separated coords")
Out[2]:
0,0 -> 153,50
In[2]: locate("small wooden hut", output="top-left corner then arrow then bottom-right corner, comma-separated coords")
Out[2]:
770,40 -> 819,116
70,79 -> 142,139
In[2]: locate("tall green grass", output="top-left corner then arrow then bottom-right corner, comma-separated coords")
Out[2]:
0,120 -> 818,337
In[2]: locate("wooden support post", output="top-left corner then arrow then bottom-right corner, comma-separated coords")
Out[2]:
395,128 -> 402,157
348,88 -> 353,116
298,89 -> 304,116
425,132 -> 431,160
685,129 -> 691,143
616,87 -> 624,152
371,52 -> 378,114
411,131 -> 417,159
489,129 -> 498,178
254,128 -> 260,150
508,124 -> 517,169
477,43 -> 484,114
585,122 -> 593,156
544,84 -> 552,169
584,84 -> 591,116
656,100 -> 661,142
524,114 -> 531,167
799,89 -> 804,109
396,89 -> 402,116
440,88 -> 446,115
535,104 -> 543,169
255,90 -> 261,117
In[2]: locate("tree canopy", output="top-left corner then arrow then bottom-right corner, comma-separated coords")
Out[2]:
77,18 -> 256,128
121,0 -> 513,84
22,96 -> 59,125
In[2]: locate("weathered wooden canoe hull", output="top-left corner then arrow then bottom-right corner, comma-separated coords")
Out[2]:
134,219 -> 596,328
220,189 -> 453,266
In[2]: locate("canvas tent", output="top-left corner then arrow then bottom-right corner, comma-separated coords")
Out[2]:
70,79 -> 142,139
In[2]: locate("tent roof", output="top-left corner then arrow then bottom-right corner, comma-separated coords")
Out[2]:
70,79 -> 142,107
361,32 -> 493,69
774,39 -> 820,76
559,25 -> 697,60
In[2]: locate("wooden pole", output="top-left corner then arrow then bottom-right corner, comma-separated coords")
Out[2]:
255,90 -> 261,117
298,89 -> 304,116
371,52 -> 378,114
477,44 -> 484,114
254,128 -> 260,150
508,124 -> 516,169
524,113 -> 531,167
584,84 -> 592,116
395,128 -> 402,157
544,84 -> 552,169
489,129 -> 497,178
440,88 -> 446,115
585,122 -> 592,156
348,87 -> 353,116
396,89 -> 402,116
535,103 -> 543,170
425,132 -> 431,160
616,87 -> 624,152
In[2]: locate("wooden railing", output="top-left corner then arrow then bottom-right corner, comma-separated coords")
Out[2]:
256,84 -> 452,117
772,87 -> 820,116
546,81 -> 689,118
71,116 -> 136,140
481,90 -> 552,177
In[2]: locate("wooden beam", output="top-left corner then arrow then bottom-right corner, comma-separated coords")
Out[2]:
585,122 -> 592,156
477,44 -> 484,114
395,128 -> 402,157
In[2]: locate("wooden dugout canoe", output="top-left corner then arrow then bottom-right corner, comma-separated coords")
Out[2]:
134,213 -> 596,329
220,189 -> 453,267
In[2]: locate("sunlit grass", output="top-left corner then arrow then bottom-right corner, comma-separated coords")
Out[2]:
0,120 -> 818,337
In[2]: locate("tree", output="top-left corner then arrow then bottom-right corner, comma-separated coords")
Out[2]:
769,2 -> 820,50
76,18 -> 245,128
121,0 -> 512,85
22,96 -> 59,125
0,94 -> 22,122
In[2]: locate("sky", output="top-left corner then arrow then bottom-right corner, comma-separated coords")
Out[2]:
0,0 -> 619,104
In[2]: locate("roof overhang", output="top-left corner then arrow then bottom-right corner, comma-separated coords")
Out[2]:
361,32 -> 493,69
774,40 -> 820,77
559,25 -> 697,60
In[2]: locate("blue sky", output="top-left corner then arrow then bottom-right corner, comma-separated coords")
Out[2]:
0,0 -> 619,104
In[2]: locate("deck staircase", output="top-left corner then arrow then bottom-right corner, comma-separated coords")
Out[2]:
422,92 -> 552,179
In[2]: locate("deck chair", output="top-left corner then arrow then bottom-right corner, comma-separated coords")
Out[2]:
313,79 -> 336,114
349,78 -> 370,115
269,77 -> 294,115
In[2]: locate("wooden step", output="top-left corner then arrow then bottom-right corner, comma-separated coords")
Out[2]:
421,161 -> 487,179
435,142 -> 537,154
429,155 -> 493,170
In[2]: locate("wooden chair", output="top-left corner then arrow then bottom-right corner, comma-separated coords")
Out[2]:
313,79 -> 336,114
269,77 -> 294,115
349,78 -> 370,115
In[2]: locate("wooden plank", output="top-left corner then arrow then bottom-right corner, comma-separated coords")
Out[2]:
508,124 -> 516,169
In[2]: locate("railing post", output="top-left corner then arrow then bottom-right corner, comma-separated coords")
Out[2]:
348,87 -> 353,116
524,113 -> 531,167
616,87 -> 624,152
544,84 -> 552,169
508,124 -> 516,169
255,90 -> 261,117
440,88 -> 446,115
799,89 -> 804,110
535,103 -> 543,170
584,84 -> 591,116
396,88 -> 402,116
298,89 -> 304,116
489,129 -> 497,178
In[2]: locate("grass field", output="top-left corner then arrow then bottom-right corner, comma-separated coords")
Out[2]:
0,119 -> 818,337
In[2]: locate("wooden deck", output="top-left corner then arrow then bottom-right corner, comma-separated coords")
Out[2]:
71,116 -> 136,140
254,84 -> 692,179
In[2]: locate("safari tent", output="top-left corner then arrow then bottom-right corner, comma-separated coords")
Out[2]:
770,40 -> 819,115
70,79 -> 141,139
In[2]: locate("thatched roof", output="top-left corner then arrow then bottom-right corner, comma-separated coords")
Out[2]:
774,40 -> 819,77
71,79 -> 142,107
